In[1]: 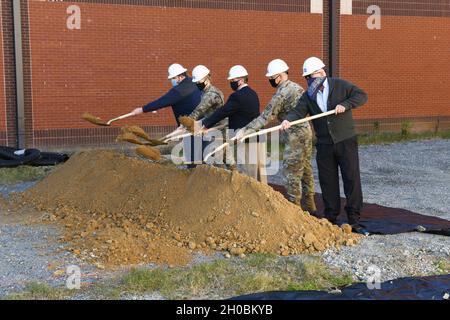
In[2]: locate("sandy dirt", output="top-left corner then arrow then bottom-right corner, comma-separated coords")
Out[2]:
14,150 -> 359,268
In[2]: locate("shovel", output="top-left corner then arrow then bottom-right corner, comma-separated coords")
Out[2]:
164,122 -> 228,143
117,132 -> 162,161
82,112 -> 135,126
121,126 -> 167,146
204,110 -> 336,161
117,132 -> 157,146
159,126 -> 188,141
135,145 -> 161,161
178,116 -> 195,133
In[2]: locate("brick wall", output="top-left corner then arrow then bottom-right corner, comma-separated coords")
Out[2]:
26,0 -> 322,147
339,0 -> 450,132
1,0 -> 17,147
2,0 -> 450,148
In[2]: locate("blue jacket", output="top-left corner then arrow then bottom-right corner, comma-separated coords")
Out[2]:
142,77 -> 201,125
203,86 -> 260,130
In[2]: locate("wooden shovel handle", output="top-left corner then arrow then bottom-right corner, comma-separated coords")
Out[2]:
164,123 -> 227,142
238,110 -> 335,142
203,136 -> 237,162
106,112 -> 135,125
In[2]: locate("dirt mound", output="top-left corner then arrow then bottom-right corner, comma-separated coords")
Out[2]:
17,150 -> 360,267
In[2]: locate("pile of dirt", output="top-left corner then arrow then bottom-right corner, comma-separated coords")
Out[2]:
16,150 -> 360,268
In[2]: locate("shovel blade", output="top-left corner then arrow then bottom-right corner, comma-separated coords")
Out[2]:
82,113 -> 109,126
116,132 -> 144,145
136,146 -> 161,161
147,139 -> 168,146
123,125 -> 150,140
178,116 -> 195,133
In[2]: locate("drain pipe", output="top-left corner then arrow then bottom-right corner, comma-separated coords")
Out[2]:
12,0 -> 25,149
328,0 -> 338,77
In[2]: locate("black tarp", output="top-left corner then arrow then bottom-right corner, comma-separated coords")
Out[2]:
232,274 -> 450,300
269,184 -> 450,236
0,146 -> 68,167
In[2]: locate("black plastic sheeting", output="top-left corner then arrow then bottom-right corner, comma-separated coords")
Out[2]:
232,274 -> 450,300
0,146 -> 69,168
269,184 -> 450,236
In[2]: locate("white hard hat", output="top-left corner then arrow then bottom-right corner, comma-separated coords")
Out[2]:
192,65 -> 210,83
168,63 -> 188,79
266,59 -> 289,77
227,65 -> 248,80
302,57 -> 325,76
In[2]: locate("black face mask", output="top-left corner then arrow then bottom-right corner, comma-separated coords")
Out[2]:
269,77 -> 279,88
196,82 -> 206,91
230,80 -> 240,91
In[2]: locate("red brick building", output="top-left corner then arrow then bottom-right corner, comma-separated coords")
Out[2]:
1,0 -> 449,148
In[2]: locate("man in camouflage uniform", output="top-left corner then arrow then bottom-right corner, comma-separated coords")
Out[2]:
189,67 -> 225,121
236,59 -> 316,212
187,65 -> 235,167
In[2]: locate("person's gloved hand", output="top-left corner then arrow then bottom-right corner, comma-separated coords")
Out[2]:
131,107 -> 144,116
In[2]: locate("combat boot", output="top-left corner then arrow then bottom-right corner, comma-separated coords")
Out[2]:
303,193 -> 317,213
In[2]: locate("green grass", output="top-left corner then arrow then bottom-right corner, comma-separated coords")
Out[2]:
434,259 -> 450,275
119,255 -> 354,299
268,130 -> 450,160
357,130 -> 450,146
0,166 -> 53,185
3,282 -> 72,300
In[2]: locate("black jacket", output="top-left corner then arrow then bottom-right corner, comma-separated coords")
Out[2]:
202,86 -> 260,130
286,77 -> 368,144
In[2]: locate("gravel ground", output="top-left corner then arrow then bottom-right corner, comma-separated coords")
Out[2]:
0,139 -> 449,298
269,139 -> 450,282
0,223 -> 102,297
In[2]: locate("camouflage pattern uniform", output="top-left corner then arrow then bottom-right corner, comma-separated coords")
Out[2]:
189,84 -> 225,121
189,85 -> 235,166
244,80 -> 314,205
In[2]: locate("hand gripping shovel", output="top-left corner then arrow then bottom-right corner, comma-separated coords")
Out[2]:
204,110 -> 336,161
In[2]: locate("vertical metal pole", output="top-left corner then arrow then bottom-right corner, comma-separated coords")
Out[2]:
12,0 -> 25,148
329,0 -> 338,77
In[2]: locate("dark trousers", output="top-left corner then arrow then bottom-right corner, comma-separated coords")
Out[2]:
183,135 -> 203,168
316,136 -> 363,225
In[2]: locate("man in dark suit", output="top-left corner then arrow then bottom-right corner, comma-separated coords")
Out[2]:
201,65 -> 260,177
281,57 -> 369,235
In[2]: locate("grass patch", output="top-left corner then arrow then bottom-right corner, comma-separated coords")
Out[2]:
119,255 -> 354,299
3,282 -> 72,300
0,166 -> 54,185
357,130 -> 450,146
268,130 -> 450,160
434,259 -> 450,275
